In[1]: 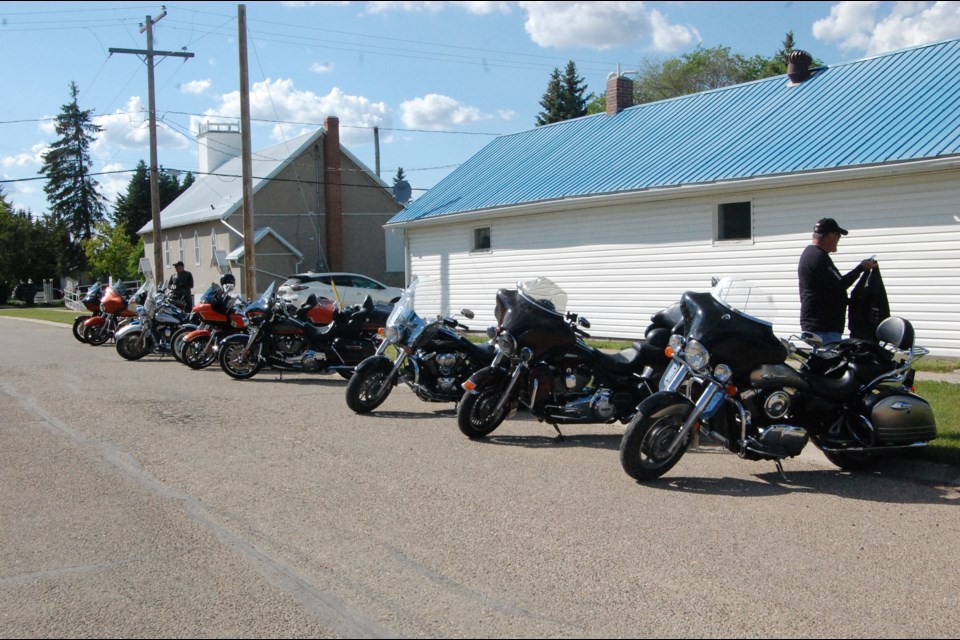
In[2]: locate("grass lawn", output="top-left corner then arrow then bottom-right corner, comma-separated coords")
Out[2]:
3,306 -> 957,466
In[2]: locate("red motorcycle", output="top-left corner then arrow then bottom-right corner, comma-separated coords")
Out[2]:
67,282 -> 103,343
82,281 -> 145,346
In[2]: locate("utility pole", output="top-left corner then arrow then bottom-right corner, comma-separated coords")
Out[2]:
238,4 -> 256,297
109,9 -> 193,285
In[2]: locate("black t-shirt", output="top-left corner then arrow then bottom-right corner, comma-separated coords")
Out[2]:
798,245 -> 863,333
169,270 -> 194,297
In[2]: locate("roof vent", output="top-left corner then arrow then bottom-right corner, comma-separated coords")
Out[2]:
787,50 -> 814,84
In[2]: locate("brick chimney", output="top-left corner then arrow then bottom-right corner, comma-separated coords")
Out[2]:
323,116 -> 343,271
606,72 -> 634,116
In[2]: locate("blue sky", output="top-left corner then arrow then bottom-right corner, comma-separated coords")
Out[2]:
3,1 -> 960,217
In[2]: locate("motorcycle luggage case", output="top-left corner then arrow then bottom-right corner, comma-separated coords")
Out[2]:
864,389 -> 936,444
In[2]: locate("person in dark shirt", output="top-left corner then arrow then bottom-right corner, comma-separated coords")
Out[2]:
798,218 -> 877,345
168,261 -> 194,311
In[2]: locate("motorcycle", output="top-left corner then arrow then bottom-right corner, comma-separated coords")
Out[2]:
619,277 -> 937,481
114,283 -> 196,361
456,276 -> 681,440
81,280 -> 145,345
218,282 -> 390,380
67,281 -> 103,343
176,281 -> 249,369
345,276 -> 496,413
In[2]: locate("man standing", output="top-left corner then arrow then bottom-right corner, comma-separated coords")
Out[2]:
168,261 -> 194,311
798,218 -> 877,345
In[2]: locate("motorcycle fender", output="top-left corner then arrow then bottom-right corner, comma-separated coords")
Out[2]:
355,355 -> 395,380
462,366 -> 511,395
185,328 -> 212,342
114,322 -> 143,341
635,391 -> 695,419
83,315 -> 105,328
220,333 -> 249,347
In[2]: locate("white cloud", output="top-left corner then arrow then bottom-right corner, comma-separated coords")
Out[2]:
400,93 -> 486,130
205,78 -> 392,146
517,1 -> 699,51
99,162 -> 131,206
0,142 -> 47,169
364,1 -> 510,14
92,96 -> 189,154
310,62 -> 335,73
179,79 -> 211,95
813,1 -> 960,55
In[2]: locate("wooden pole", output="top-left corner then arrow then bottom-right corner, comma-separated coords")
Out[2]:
238,4 -> 256,297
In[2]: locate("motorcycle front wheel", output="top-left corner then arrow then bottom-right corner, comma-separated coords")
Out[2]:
456,384 -> 509,439
170,326 -> 193,363
83,322 -> 111,346
345,359 -> 394,413
72,317 -> 88,343
219,341 -> 262,380
116,332 -> 150,361
620,402 -> 693,481
182,337 -> 218,370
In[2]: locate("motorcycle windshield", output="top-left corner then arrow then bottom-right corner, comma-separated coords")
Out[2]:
245,282 -> 275,315
199,283 -> 222,304
143,282 -> 158,316
387,276 -> 431,341
682,277 -> 785,373
81,282 -> 102,303
517,277 -> 567,316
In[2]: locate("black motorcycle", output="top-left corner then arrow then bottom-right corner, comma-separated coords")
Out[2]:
456,277 -> 681,440
619,277 -> 937,481
218,282 -> 390,380
345,276 -> 495,413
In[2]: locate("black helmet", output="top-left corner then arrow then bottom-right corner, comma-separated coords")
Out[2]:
220,273 -> 236,286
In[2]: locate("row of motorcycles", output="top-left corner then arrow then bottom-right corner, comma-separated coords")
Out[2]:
70,273 -> 939,481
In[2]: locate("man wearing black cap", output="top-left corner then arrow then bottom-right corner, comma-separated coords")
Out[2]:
168,261 -> 194,311
798,218 -> 877,345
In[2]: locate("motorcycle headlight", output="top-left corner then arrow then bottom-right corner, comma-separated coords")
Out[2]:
496,331 -> 517,356
665,334 -> 685,358
486,326 -> 498,340
684,339 -> 710,372
383,325 -> 401,344
713,363 -> 732,383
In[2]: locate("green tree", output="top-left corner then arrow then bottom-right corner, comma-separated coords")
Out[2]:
392,167 -> 407,186
83,221 -> 140,282
537,60 -> 592,126
113,162 -> 195,243
0,188 -> 65,304
39,82 -> 107,262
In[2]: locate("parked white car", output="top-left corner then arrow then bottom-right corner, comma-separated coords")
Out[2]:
278,272 -> 403,307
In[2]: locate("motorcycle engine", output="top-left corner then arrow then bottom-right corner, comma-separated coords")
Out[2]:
272,335 -> 304,357
429,352 -> 464,392
741,388 -> 798,421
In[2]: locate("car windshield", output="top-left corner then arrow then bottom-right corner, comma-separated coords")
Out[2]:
710,277 -> 777,325
517,277 -> 568,316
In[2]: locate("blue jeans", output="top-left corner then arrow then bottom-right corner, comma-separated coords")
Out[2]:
814,331 -> 843,346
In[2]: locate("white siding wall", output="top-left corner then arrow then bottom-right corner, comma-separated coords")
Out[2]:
407,169 -> 960,356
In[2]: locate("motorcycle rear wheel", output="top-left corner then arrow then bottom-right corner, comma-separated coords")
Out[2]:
116,332 -> 150,361
72,317 -> 88,343
620,402 -> 693,481
182,337 -> 217,370
219,341 -> 262,380
83,323 -> 110,346
457,385 -> 508,439
345,361 -> 394,413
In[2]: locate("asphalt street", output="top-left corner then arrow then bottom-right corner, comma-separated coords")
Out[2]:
1,318 -> 958,638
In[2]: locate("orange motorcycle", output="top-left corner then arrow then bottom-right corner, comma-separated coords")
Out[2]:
81,281 -> 145,346
67,282 -> 103,343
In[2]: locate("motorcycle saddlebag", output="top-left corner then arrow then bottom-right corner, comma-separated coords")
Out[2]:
864,388 -> 937,444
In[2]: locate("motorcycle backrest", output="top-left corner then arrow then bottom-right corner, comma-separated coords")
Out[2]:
876,316 -> 914,350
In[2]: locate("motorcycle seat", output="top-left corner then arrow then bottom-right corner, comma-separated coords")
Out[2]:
598,341 -> 663,374
806,369 -> 860,400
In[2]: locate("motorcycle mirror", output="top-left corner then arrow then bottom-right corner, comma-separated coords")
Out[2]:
710,276 -> 720,287
579,316 -> 591,329
461,309 -> 475,320
800,331 -> 823,348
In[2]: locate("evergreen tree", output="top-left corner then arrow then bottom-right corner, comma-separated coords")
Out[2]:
39,82 -> 107,251
0,188 -> 64,304
536,61 -> 591,126
392,167 -> 407,186
112,162 -> 195,243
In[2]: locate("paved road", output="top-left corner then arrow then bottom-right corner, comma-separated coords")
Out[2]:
1,319 -> 958,638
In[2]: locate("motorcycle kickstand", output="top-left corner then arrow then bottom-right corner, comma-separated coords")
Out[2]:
774,459 -> 791,483
550,423 -> 565,442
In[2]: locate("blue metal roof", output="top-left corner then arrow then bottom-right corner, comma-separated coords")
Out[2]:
391,38 -> 960,225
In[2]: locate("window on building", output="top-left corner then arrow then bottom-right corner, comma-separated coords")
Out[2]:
194,231 -> 201,266
716,201 -> 752,242
178,235 -> 185,263
210,229 -> 218,254
164,236 -> 170,266
472,226 -> 491,251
